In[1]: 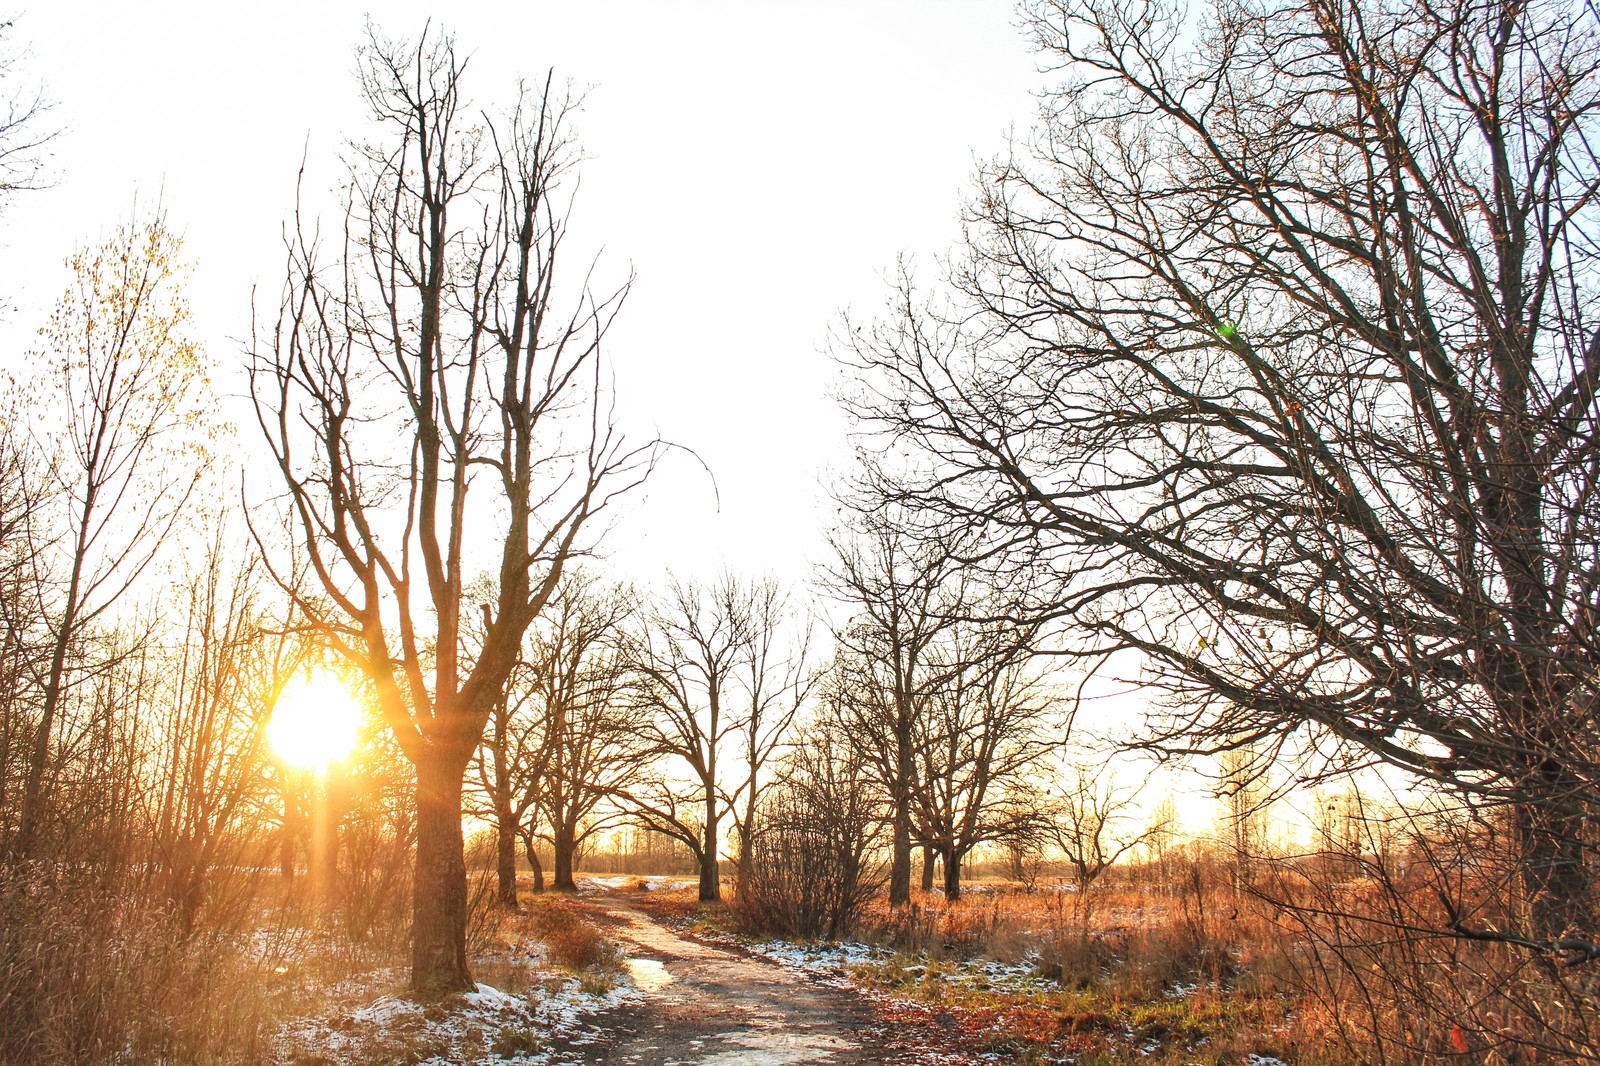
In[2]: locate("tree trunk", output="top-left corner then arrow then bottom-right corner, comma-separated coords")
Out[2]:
1516,785 -> 1590,939
737,789 -> 758,887
314,782 -> 340,917
280,819 -> 298,884
13,596 -> 80,861
700,790 -> 721,902
495,807 -> 519,908
491,699 -> 518,909
521,831 -> 546,893
552,821 -> 578,892
889,707 -> 914,906
921,845 -> 936,892
942,845 -> 961,902
889,800 -> 912,906
13,474 -> 105,866
735,825 -> 751,887
411,753 -> 473,996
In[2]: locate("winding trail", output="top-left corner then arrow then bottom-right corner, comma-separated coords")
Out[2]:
547,892 -> 975,1066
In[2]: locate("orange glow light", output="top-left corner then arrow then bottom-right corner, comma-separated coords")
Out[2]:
267,668 -> 364,773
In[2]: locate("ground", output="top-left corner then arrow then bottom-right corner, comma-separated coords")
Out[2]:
274,877 -> 1311,1065
547,889 -> 983,1066
275,879 -> 990,1066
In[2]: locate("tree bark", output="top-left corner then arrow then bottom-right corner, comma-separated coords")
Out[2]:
699,792 -> 721,902
495,806 -> 519,909
521,832 -> 545,894
921,845 -> 936,892
552,821 -> 578,892
889,733 -> 914,905
12,541 -> 86,861
411,753 -> 473,995
942,845 -> 961,902
737,794 -> 757,887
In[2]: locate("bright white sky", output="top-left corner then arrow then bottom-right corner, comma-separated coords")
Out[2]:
0,0 -> 1045,588
0,2 -> 1302,837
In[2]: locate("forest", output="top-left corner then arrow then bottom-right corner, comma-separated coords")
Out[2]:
2,0 -> 1599,1063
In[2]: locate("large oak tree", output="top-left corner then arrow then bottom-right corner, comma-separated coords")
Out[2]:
252,26 -> 655,993
844,0 -> 1600,947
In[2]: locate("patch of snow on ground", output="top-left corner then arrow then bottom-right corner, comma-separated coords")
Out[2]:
577,875 -> 637,891
741,936 -> 1047,997
575,874 -> 696,893
273,969 -> 641,1065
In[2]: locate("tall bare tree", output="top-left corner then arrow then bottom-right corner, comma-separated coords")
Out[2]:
623,575 -> 802,902
471,659 -> 548,906
251,26 -> 656,992
521,573 -> 641,893
843,0 -> 1600,947
915,645 -> 1053,900
824,514 -> 970,906
9,215 -> 206,861
724,579 -> 813,884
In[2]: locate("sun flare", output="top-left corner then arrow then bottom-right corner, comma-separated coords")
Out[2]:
268,669 -> 365,773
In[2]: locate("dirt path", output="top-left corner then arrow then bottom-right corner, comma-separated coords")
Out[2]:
545,895 -> 975,1066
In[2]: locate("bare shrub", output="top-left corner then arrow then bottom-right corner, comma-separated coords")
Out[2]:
531,902 -> 618,974
1263,808 -> 1600,1064
0,867 -> 280,1064
733,723 -> 882,940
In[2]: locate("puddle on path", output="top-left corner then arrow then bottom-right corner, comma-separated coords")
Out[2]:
697,1030 -> 855,1065
624,957 -> 674,992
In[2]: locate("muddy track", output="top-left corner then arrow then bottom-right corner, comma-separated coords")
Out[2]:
545,894 -> 976,1066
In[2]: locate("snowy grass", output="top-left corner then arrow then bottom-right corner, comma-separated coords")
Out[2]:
273,976 -> 640,1066
270,894 -> 642,1065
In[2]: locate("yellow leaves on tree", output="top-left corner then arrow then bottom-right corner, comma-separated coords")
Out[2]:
35,214 -> 213,524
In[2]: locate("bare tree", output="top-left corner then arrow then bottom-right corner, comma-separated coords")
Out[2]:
723,580 -> 813,884
623,575 -> 801,902
471,661 -> 548,906
1215,744 -> 1271,889
250,25 -> 656,992
915,630 -> 1054,900
1141,793 -> 1178,891
1050,761 -> 1167,893
9,215 -> 207,861
842,0 -> 1600,947
141,529 -> 291,935
824,513 -> 968,906
463,573 -> 634,904
524,575 -> 643,893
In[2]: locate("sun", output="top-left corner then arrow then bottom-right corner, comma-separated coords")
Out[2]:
268,668 -> 365,773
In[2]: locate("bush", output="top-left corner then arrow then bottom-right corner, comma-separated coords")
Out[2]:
531,903 -> 617,974
733,726 -> 883,940
0,866 -> 278,1064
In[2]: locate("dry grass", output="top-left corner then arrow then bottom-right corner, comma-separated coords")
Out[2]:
528,898 -> 620,974
0,864 -> 417,1066
826,870 -> 1323,1065
784,850 -> 1600,1066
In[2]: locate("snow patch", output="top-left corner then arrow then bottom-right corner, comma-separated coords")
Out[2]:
273,972 -> 639,1065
